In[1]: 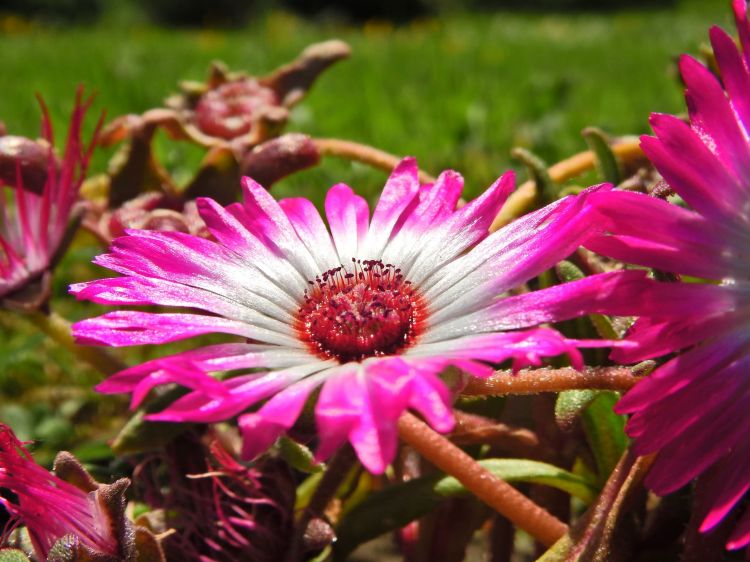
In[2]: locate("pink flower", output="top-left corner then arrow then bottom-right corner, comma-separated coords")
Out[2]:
585,0 -> 750,551
72,158 -> 646,474
0,89 -> 99,307
0,424 -> 118,560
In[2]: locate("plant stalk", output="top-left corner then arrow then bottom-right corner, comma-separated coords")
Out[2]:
313,138 -> 436,183
462,366 -> 640,397
398,412 -> 568,547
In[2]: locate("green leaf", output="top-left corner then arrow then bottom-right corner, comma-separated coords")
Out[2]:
555,260 -> 585,282
295,472 -> 323,511
0,404 -> 34,441
555,389 -> 600,431
333,476 -> 443,561
278,437 -> 323,474
581,392 -> 628,483
511,147 -> 558,205
434,459 -> 598,503
0,550 -> 31,562
70,440 -> 114,463
111,409 -> 192,455
537,534 -> 574,562
333,459 -> 597,561
111,386 -> 193,455
582,127 -> 621,185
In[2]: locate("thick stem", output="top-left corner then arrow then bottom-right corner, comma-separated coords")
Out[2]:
398,412 -> 568,547
462,366 -> 640,397
313,138 -> 436,183
22,310 -> 127,375
491,138 -> 644,230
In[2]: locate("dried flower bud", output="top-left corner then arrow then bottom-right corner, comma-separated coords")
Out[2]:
240,133 -> 321,187
195,78 -> 279,140
0,136 -> 57,194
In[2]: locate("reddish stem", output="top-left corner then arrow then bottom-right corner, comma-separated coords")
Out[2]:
398,412 -> 568,547
462,366 -> 640,397
313,138 -> 436,183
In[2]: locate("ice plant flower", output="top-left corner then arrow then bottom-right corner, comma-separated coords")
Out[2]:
72,158 -> 646,474
585,0 -> 750,551
0,90 -> 98,309
0,424 -> 120,560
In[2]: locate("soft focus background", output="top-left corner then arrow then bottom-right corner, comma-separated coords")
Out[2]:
0,0 -> 727,464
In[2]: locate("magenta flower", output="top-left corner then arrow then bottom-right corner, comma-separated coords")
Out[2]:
0,424 -> 118,560
585,0 -> 750,551
0,90 -> 98,307
72,158 -> 645,473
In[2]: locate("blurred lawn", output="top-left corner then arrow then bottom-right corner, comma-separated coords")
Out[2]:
0,0 -> 729,459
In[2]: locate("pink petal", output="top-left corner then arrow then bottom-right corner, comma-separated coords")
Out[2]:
645,382 -> 750,494
239,176 -> 321,280
362,157 -> 420,258
238,376 -> 321,460
72,311 -> 297,347
727,507 -> 750,550
733,0 -> 750,66
70,276 -> 293,329
681,55 -> 750,186
394,171 -> 514,285
616,333 -> 750,414
325,183 -> 369,263
196,196 -> 308,301
700,443 -> 750,533
95,343 -> 311,395
314,368 -> 362,462
278,197 -> 339,271
611,312 -> 745,364
643,114 -> 745,222
129,360 -> 229,409
393,169 -> 464,236
710,25 -> 750,143
403,364 -> 455,433
425,186 -> 607,323
586,190 -> 749,280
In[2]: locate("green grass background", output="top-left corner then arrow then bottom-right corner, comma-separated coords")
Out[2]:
0,0 -> 730,461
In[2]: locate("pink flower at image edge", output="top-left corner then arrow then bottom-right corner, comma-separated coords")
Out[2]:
0,424 -> 117,559
0,88 -> 99,300
585,0 -> 750,551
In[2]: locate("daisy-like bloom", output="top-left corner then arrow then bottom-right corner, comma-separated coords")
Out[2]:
0,90 -> 98,307
0,424 -> 119,560
585,0 -> 750,551
72,158 -> 648,474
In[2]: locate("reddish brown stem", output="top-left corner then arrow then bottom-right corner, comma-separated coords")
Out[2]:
313,138 -> 436,183
462,366 -> 640,397
398,412 -> 568,547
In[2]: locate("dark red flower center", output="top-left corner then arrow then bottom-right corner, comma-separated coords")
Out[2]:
297,260 -> 423,363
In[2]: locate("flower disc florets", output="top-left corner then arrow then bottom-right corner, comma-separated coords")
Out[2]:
298,259 -> 422,363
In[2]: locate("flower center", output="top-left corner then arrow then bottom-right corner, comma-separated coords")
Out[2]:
297,259 -> 422,363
